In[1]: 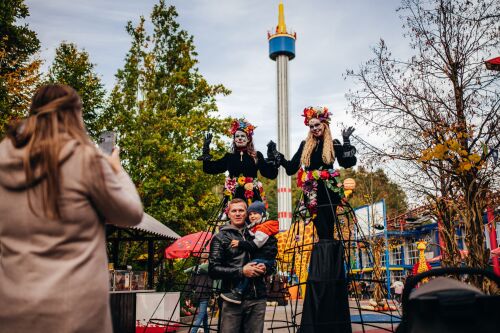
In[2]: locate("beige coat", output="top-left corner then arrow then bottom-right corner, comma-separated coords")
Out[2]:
0,138 -> 143,333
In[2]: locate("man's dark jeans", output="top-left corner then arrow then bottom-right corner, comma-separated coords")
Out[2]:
220,298 -> 266,333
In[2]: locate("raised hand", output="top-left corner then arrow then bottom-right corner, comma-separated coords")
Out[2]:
197,132 -> 213,161
341,126 -> 355,144
267,140 -> 283,167
203,133 -> 212,151
267,140 -> 277,161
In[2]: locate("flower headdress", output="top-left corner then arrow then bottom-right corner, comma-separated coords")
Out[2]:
229,118 -> 256,137
302,106 -> 331,126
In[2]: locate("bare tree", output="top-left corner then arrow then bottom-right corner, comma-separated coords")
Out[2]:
346,0 -> 499,285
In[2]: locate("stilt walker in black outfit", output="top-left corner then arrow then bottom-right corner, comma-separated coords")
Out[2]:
199,118 -> 279,208
269,106 -> 357,333
198,119 -> 278,332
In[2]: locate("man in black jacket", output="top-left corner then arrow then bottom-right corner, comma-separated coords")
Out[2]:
208,198 -> 267,333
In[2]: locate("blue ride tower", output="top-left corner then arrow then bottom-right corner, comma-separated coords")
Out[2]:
268,1 -> 296,231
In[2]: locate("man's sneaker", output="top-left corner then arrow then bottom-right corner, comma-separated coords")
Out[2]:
220,291 -> 242,304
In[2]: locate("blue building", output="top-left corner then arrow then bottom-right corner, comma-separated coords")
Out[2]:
351,202 -> 499,286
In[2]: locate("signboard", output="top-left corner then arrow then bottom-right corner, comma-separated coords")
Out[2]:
354,201 -> 385,239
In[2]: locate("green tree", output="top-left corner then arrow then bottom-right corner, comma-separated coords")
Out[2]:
342,167 -> 408,218
47,42 -> 106,140
102,1 -> 231,236
0,0 -> 41,137
260,177 -> 277,219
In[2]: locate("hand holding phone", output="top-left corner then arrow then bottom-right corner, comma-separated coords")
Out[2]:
99,131 -> 116,155
106,147 -> 122,174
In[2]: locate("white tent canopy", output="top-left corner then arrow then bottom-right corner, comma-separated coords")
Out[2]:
130,213 -> 180,240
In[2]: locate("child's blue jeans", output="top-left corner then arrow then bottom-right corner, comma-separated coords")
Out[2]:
234,258 -> 275,294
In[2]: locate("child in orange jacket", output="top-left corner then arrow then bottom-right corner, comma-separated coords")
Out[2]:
220,201 -> 279,304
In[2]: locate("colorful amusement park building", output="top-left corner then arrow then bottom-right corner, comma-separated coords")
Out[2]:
351,201 -> 500,285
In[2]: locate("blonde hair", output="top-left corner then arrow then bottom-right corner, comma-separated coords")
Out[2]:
300,123 -> 335,167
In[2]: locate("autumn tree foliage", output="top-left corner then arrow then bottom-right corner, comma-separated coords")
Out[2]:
0,0 -> 41,137
342,167 -> 408,218
101,1 -> 231,236
47,42 -> 106,140
347,0 -> 499,279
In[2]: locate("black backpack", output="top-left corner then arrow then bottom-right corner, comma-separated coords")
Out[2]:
396,267 -> 500,333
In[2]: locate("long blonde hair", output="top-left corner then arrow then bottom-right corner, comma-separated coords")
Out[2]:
300,123 -> 335,167
7,84 -> 102,219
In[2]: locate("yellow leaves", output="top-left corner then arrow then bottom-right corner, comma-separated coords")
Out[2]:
446,139 -> 460,152
418,136 -> 484,175
468,154 -> 481,163
459,161 -> 472,172
456,153 -> 483,173
419,144 -> 447,161
433,144 -> 447,159
419,148 -> 433,162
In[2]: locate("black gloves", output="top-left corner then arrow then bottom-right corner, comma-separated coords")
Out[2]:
341,126 -> 355,145
267,140 -> 276,160
267,140 -> 283,167
197,133 -> 213,161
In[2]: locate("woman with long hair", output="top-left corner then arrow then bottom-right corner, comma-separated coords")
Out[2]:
0,84 -> 143,333
198,118 -> 278,207
269,106 -> 356,333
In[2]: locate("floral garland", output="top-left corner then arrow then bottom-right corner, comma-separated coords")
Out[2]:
297,167 -> 345,220
224,176 -> 266,206
302,106 -> 331,126
229,118 -> 256,137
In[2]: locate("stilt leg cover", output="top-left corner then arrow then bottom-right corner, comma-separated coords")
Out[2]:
300,239 -> 352,333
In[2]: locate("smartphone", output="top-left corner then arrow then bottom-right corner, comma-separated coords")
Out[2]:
99,131 -> 116,155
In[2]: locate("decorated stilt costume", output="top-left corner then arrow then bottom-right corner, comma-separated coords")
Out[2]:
148,119 -> 278,332
271,107 -> 357,333
200,118 -> 278,208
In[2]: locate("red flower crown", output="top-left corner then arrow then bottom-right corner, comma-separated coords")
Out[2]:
302,106 -> 331,126
229,118 -> 255,137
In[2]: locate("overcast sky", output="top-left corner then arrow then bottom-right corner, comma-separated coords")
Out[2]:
25,0 -> 411,159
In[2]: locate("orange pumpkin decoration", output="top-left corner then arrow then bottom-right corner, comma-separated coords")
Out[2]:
343,178 -> 356,190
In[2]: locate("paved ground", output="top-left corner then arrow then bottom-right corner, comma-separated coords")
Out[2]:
178,299 -> 401,333
263,299 -> 401,333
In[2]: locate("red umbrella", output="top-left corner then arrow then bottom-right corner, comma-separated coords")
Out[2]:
164,231 -> 212,259
485,57 -> 500,71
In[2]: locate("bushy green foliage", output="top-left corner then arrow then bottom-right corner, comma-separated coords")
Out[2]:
101,1 -> 231,235
0,0 -> 40,137
47,42 -> 106,140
